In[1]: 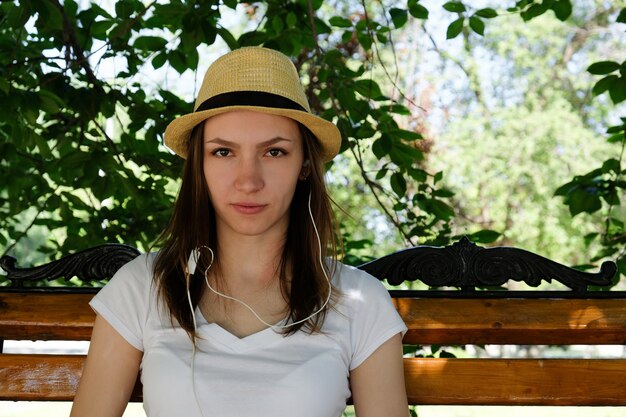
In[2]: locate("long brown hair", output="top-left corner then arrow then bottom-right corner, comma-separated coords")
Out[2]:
151,120 -> 338,341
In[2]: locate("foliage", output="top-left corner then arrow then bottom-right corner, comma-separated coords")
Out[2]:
402,5 -> 622,273
0,0 -> 624,286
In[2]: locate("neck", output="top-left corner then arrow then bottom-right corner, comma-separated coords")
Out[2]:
213,231 -> 287,290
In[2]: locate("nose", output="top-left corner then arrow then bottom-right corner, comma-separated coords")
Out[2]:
234,157 -> 264,193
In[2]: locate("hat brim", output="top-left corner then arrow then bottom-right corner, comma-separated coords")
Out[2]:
164,106 -> 341,162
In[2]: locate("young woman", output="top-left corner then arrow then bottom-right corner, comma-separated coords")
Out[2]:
71,47 -> 408,417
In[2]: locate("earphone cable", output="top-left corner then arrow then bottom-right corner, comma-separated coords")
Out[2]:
186,191 -> 330,415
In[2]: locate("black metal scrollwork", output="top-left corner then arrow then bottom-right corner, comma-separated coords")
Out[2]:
0,244 -> 140,288
358,236 -> 618,293
0,238 -> 618,293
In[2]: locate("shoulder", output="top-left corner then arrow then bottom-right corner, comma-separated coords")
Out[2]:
116,251 -> 156,275
333,262 -> 390,305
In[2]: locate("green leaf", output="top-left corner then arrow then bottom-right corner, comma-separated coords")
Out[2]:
329,16 -> 352,28
602,188 -> 620,206
475,8 -> 497,18
592,75 -> 618,96
583,232 -> 599,247
286,12 -> 297,28
408,2 -> 429,19
390,172 -> 407,197
356,29 -> 372,50
607,124 -> 626,134
587,61 -> 620,75
608,77 -> 626,104
568,189 -> 602,216
63,150 -> 92,170
354,79 -> 384,99
355,124 -> 376,139
390,129 -> 422,141
33,133 -> 53,159
408,168 -> 428,182
223,0 -> 237,9
0,78 -> 9,95
372,136 -> 392,158
429,199 -> 455,220
238,31 -> 268,47
446,17 -> 464,39
271,16 -> 284,33
443,2 -> 466,13
134,36 -> 167,51
309,0 -> 323,10
39,1 -> 64,31
390,142 -> 423,165
186,47 -> 199,70
152,52 -> 167,69
90,20 -> 113,39
552,0 -> 572,21
617,8 -> 626,23
387,104 -> 411,115
38,89 -> 64,114
521,3 -> 548,21
467,230 -> 501,244
433,188 -> 455,198
469,16 -> 484,35
168,50 -> 187,74
601,158 -> 621,174
64,0 -> 78,18
217,27 -> 238,50
115,1 -> 134,19
336,87 -> 357,109
389,8 -> 408,28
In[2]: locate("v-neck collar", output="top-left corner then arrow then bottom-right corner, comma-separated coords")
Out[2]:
195,307 -> 286,353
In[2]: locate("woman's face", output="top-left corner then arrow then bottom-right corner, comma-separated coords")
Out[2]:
203,110 -> 305,240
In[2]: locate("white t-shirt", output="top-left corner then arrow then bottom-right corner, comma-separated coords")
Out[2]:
90,252 -> 407,417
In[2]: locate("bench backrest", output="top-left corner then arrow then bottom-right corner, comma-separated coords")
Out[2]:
1,238 -> 624,405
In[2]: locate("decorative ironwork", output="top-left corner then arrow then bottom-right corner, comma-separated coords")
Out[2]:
358,236 -> 618,293
0,244 -> 140,288
0,238 -> 619,293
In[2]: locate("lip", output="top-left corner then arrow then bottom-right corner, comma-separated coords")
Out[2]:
231,203 -> 267,214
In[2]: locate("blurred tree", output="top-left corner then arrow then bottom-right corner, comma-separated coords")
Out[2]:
0,0 -> 624,285
402,5 -> 624,267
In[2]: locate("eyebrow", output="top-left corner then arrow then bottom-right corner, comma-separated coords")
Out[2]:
204,137 -> 294,148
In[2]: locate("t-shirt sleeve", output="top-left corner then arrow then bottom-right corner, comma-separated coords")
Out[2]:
347,268 -> 408,370
89,253 -> 153,351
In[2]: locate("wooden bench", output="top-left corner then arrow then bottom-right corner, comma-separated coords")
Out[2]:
1,237 -> 624,406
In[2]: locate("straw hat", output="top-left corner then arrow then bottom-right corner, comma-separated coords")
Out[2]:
164,47 -> 341,162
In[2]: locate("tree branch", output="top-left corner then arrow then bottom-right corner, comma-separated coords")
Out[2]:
307,0 -> 321,56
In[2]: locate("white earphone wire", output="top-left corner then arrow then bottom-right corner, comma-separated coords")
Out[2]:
186,191 -> 330,416
185,249 -> 206,417
201,192 -> 331,330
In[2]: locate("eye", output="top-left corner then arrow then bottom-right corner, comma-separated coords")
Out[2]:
266,148 -> 286,157
212,148 -> 231,157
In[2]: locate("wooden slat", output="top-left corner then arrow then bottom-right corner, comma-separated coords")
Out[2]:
395,298 -> 626,345
0,354 -> 142,402
0,293 -> 95,340
404,358 -> 626,405
3,354 -> 625,405
3,294 -> 626,345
